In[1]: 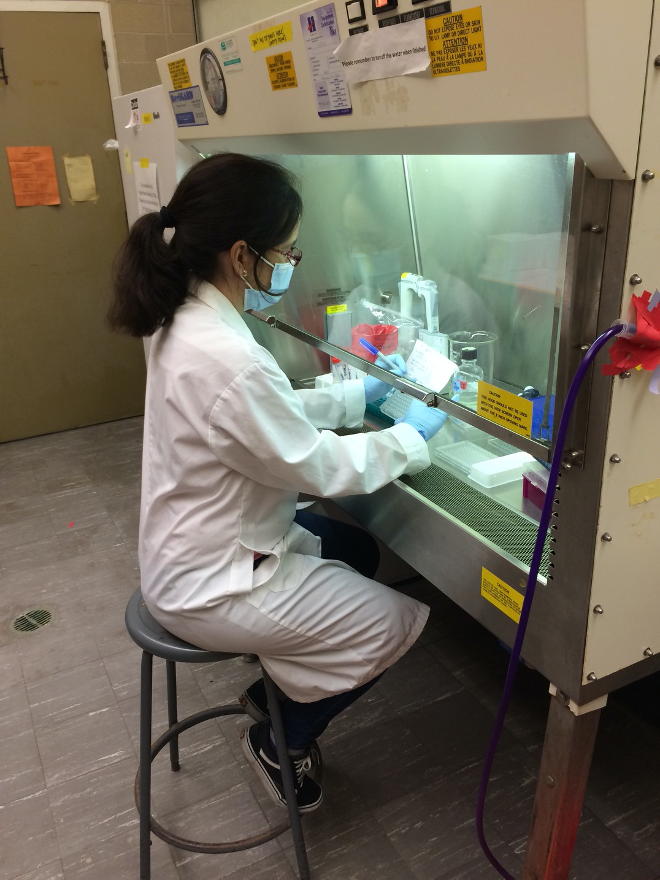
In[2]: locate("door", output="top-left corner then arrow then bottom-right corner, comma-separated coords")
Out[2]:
0,11 -> 146,442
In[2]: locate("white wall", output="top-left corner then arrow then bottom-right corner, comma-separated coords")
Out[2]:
195,0 -> 295,40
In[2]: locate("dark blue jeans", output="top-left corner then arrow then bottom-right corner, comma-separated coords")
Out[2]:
271,509 -> 382,752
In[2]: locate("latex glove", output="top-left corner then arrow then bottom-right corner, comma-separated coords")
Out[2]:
396,398 -> 449,441
363,353 -> 408,403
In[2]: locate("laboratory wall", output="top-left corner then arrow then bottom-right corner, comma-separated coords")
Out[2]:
194,0 -> 293,41
17,0 -> 196,93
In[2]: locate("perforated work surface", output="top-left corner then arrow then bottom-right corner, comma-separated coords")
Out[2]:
335,425 -> 549,575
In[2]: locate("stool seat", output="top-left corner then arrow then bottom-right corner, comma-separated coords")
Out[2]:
125,590 -> 239,664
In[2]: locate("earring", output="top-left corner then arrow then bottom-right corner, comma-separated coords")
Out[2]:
242,270 -> 248,277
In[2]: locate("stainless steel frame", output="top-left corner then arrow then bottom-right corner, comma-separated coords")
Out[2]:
257,173 -> 642,702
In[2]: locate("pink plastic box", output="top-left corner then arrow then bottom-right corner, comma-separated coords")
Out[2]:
522,468 -> 550,522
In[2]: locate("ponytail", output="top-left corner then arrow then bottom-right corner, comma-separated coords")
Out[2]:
109,211 -> 188,337
108,153 -> 302,338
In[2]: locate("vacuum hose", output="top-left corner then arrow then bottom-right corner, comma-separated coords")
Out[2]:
476,323 -> 624,879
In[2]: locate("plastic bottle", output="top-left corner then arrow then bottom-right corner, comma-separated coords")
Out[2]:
452,346 -> 484,408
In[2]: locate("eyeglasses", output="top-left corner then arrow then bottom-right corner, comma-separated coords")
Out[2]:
272,246 -> 303,267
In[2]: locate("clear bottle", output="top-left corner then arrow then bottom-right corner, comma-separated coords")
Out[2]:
452,346 -> 484,409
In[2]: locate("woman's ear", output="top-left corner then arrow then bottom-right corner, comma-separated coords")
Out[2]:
230,239 -> 250,280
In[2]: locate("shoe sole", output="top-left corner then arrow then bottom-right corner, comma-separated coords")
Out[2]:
240,728 -> 323,815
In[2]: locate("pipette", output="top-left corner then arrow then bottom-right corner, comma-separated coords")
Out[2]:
358,337 -> 400,370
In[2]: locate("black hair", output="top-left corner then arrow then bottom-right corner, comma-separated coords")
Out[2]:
108,153 -> 302,337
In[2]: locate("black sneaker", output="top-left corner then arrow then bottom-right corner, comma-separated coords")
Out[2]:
238,679 -> 269,723
240,721 -> 323,814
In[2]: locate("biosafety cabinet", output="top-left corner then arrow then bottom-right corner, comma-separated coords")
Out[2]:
153,1 -> 660,875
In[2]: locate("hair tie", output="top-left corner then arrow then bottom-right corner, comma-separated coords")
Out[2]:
159,205 -> 176,229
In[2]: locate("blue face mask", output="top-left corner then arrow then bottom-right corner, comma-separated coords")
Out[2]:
242,248 -> 295,313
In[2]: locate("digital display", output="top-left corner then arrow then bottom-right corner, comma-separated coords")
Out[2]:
375,0 -> 389,6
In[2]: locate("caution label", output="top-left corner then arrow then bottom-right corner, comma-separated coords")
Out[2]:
481,568 -> 523,623
167,57 -> 192,90
426,5 -> 486,78
266,51 -> 298,91
250,21 -> 292,52
477,381 -> 532,439
326,304 -> 348,314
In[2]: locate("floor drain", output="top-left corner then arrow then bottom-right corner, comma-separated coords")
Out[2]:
12,609 -> 52,633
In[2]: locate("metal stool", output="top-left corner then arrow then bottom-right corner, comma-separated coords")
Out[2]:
125,589 -> 311,880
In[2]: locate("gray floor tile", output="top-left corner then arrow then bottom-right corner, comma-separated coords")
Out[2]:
47,757 -> 140,859
1,535 -> 74,577
45,488 -> 109,535
375,775 -> 502,879
36,703 -> 134,788
16,617 -> 101,684
162,782 -> 283,879
103,644 -> 197,702
295,815 -> 415,880
0,790 -> 60,879
55,520 -> 124,557
27,659 -> 117,732
372,643 -> 464,716
323,716 -> 448,812
220,851 -> 297,880
0,515 -> 55,552
0,641 -> 24,690
16,859 -> 65,880
61,829 -> 178,880
0,684 -> 46,805
404,690 -> 517,776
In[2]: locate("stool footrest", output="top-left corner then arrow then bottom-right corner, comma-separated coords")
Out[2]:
135,703 -> 290,854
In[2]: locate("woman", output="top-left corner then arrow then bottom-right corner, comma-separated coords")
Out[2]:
109,153 -> 448,813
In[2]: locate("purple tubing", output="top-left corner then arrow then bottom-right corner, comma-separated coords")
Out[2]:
475,324 -> 624,879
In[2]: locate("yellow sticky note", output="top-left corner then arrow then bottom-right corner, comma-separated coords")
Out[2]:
481,568 -> 523,623
123,147 -> 132,176
266,51 -> 297,91
63,155 -> 97,202
141,113 -> 153,125
327,304 -> 348,315
427,5 -> 487,78
477,381 -> 532,439
167,57 -> 192,90
250,21 -> 292,52
140,158 -> 149,169
629,479 -> 660,506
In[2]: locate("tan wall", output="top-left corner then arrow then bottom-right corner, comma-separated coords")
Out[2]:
110,0 -> 197,93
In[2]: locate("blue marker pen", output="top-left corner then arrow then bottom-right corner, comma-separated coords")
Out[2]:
358,337 -> 399,370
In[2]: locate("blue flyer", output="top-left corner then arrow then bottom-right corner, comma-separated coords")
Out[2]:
169,85 -> 209,128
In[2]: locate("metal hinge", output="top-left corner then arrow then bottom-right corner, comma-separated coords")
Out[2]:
101,40 -> 109,71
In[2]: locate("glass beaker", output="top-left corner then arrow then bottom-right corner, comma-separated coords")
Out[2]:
448,331 -> 498,383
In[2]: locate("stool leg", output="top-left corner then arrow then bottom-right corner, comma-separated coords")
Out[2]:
139,651 -> 153,880
262,669 -> 310,881
165,660 -> 180,772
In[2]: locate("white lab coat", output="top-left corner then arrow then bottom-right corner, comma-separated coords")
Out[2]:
139,280 -> 431,701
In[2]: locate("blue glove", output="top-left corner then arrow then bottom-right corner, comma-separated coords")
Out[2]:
363,353 -> 408,403
396,398 -> 449,441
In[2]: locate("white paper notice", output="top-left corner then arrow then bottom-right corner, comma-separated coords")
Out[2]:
333,17 -> 430,84
133,162 -> 160,216
125,96 -> 141,129
379,339 -> 456,420
300,3 -> 351,117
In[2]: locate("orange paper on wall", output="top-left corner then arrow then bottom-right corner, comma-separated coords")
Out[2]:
6,146 -> 60,207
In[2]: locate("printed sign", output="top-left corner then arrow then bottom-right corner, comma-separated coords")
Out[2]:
333,17 -> 430,84
219,35 -> 242,72
6,146 -> 60,207
300,3 -> 352,118
249,21 -> 292,52
426,5 -> 486,78
141,113 -> 153,125
167,57 -> 192,90
481,568 -> 523,623
133,161 -> 160,216
266,51 -> 298,91
477,381 -> 532,439
169,85 -> 209,128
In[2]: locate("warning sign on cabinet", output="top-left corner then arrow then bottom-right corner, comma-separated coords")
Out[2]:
477,381 -> 532,439
266,51 -> 298,91
426,5 -> 486,78
250,21 -> 292,52
481,568 -> 523,624
167,58 -> 192,90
